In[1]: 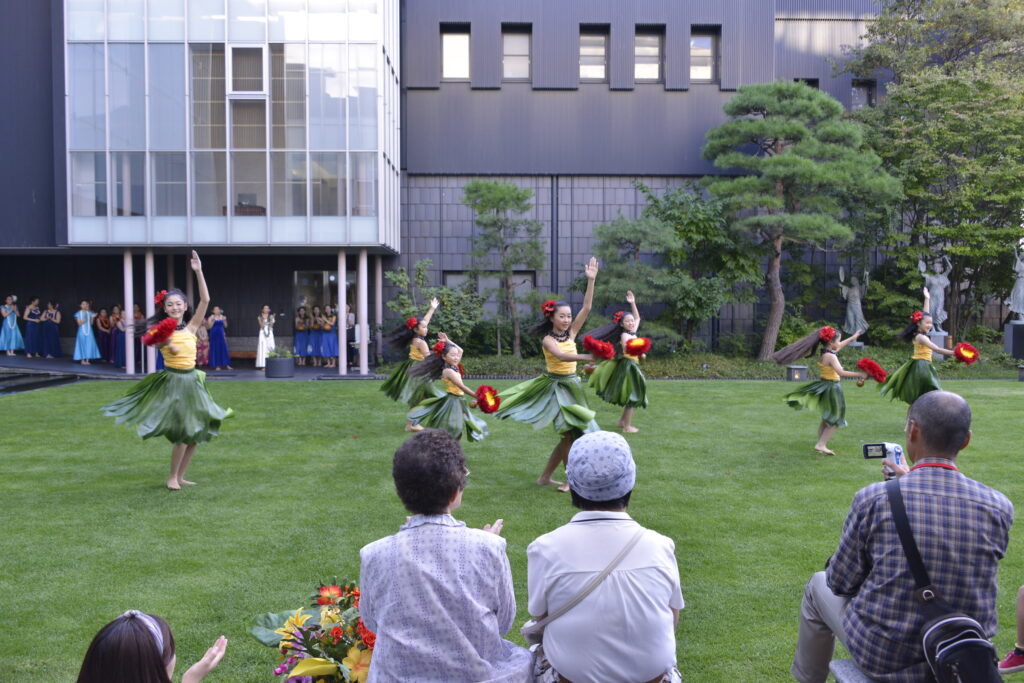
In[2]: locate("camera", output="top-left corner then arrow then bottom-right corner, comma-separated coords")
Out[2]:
863,442 -> 904,479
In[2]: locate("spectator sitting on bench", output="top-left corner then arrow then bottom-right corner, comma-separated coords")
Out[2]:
792,391 -> 1013,682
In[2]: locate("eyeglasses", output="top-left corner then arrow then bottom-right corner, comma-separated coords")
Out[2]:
463,467 -> 471,478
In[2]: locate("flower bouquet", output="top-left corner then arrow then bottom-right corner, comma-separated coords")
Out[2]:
251,580 -> 375,682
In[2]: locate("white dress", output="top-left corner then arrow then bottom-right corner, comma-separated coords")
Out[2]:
255,315 -> 275,368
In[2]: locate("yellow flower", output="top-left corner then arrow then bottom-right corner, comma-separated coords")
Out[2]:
320,605 -> 341,625
275,608 -> 313,644
342,645 -> 372,683
290,657 -> 339,678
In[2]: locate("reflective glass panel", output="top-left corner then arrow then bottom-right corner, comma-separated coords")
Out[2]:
229,0 -> 267,42
349,0 -> 378,42
192,152 -> 226,215
271,44 -> 306,148
108,44 -> 145,150
579,33 -> 606,80
351,152 -> 376,216
311,152 -> 345,216
442,33 -> 469,80
349,44 -> 377,150
71,152 -> 107,217
148,0 -> 185,40
232,100 -> 267,148
67,0 -> 105,41
108,0 -> 144,40
232,47 -> 264,91
231,152 -> 268,216
69,44 -> 105,149
152,153 -> 187,216
503,32 -> 530,80
189,0 -> 226,41
309,44 -> 346,149
149,44 -> 186,150
690,35 -> 715,82
308,0 -> 347,41
272,152 -> 307,216
635,34 -> 661,81
269,0 -> 306,41
191,44 -> 227,148
111,152 -> 145,216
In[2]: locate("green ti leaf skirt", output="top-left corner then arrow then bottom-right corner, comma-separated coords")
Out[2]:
879,358 -> 941,406
381,358 -> 443,406
784,378 -> 847,427
589,357 -> 648,409
103,367 -> 234,445
496,372 -> 599,435
408,391 -> 489,442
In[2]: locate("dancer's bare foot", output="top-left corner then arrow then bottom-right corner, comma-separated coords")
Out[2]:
225,365 -> 233,370
814,446 -> 836,456
179,479 -> 197,486
536,477 -> 564,488
167,480 -> 181,490
557,482 -> 571,493
622,425 -> 639,433
405,423 -> 423,432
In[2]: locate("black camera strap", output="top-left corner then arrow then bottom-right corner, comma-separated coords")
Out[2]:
885,479 -> 942,605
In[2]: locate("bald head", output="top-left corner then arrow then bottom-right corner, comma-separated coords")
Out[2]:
908,391 -> 971,459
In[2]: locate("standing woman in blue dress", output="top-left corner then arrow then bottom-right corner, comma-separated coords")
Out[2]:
320,304 -> 339,369
41,300 -> 62,358
309,305 -> 324,368
73,300 -> 102,365
293,306 -> 310,365
111,305 -> 126,367
206,306 -> 232,370
0,295 -> 24,356
104,250 -> 233,490
22,296 -> 43,357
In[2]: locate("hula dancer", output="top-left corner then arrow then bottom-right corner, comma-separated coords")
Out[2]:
587,290 -> 649,432
496,257 -> 600,492
381,297 -> 443,431
103,251 -> 233,490
772,326 -> 866,455
880,287 -> 955,405
407,335 -> 490,442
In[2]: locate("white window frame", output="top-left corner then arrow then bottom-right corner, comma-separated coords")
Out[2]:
227,44 -> 268,96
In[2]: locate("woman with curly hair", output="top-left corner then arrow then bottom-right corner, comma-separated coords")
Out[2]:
880,287 -> 957,405
496,258 -> 600,491
587,290 -> 649,433
772,325 -> 866,455
381,297 -> 442,431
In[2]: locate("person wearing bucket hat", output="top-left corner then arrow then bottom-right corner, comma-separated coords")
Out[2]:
526,431 -> 684,683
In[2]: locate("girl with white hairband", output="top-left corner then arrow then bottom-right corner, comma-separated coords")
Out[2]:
77,610 -> 227,683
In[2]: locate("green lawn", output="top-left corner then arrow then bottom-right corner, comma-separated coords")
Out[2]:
2,378 -> 1023,681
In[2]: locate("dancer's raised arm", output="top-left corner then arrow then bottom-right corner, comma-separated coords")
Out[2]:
570,257 -> 599,337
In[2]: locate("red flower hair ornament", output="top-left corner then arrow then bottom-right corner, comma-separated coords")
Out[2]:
612,311 -> 624,325
541,300 -> 557,317
154,290 -> 167,307
910,311 -> 924,323
432,341 -> 446,357
405,316 -> 418,330
818,326 -> 836,343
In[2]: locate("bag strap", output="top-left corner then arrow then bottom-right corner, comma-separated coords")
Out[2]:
531,526 -> 646,631
885,478 -> 941,601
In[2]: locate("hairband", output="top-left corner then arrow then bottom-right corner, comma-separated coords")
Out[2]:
121,610 -> 165,655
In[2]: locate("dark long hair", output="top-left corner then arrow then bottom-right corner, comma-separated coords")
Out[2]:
899,314 -> 930,342
527,300 -> 570,339
77,612 -> 175,683
145,289 -> 189,328
385,321 -> 418,350
408,342 -> 451,380
587,311 -> 633,347
771,329 -> 828,365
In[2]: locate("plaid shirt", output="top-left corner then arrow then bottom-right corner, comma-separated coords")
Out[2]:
826,459 -> 1013,682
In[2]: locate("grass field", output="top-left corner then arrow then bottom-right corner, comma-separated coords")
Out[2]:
2,377 -> 1024,681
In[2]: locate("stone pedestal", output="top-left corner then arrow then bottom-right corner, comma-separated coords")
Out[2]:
846,341 -> 864,349
927,330 -> 948,361
1005,321 -> 1024,360
786,365 -> 808,381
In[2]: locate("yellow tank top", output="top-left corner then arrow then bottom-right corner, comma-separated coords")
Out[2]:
409,342 -> 425,361
443,376 -> 464,396
912,343 -> 933,361
161,329 -> 197,369
544,338 -> 578,375
817,361 -> 840,381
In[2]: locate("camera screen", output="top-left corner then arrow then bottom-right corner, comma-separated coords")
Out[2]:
863,444 -> 885,459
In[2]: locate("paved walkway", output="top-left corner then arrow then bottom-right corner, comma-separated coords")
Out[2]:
0,354 -> 382,381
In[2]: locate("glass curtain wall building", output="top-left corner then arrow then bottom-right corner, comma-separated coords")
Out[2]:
64,0 -> 400,251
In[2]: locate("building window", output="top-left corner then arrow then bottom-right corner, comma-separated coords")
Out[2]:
502,27 -> 531,81
580,28 -> 608,82
231,100 -> 266,149
794,78 -> 819,89
851,79 -> 877,110
272,152 -> 307,217
152,153 -> 187,216
311,152 -> 346,216
111,152 -> 145,216
271,44 -> 306,149
231,151 -> 268,215
351,152 -> 377,216
634,30 -> 663,82
191,44 -> 227,149
71,152 -> 107,217
230,46 -> 265,93
442,27 -> 470,80
690,28 -> 720,83
192,152 -> 226,216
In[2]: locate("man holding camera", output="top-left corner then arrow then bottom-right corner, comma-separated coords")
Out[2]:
791,391 -> 1014,682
